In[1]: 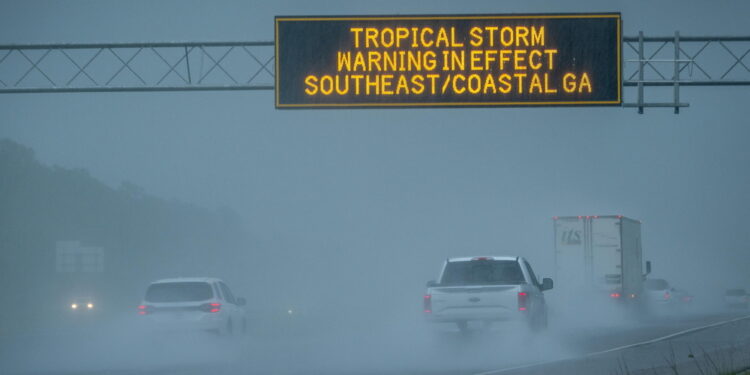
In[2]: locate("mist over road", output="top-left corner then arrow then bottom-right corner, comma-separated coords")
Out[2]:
2,1 -> 750,375
2,309 -> 748,375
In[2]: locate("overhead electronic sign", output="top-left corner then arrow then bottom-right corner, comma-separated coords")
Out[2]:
275,13 -> 621,108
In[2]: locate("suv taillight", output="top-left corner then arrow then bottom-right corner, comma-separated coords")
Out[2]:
201,302 -> 221,313
518,292 -> 528,311
423,295 -> 432,313
137,305 -> 153,315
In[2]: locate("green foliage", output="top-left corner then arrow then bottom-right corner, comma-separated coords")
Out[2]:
0,139 -> 249,331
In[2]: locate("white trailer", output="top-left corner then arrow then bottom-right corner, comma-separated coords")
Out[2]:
552,215 -> 651,309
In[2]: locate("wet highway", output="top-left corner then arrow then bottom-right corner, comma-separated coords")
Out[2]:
2,309 -> 749,375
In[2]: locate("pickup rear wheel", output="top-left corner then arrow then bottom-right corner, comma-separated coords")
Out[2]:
539,311 -> 548,330
530,311 -> 548,332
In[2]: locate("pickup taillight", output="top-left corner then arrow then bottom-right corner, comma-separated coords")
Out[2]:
518,292 -> 528,311
137,305 -> 153,315
423,295 -> 432,313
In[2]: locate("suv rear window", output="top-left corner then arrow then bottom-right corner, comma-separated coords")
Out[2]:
440,260 -> 525,286
145,282 -> 213,302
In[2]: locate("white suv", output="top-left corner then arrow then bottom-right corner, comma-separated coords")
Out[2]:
138,277 -> 247,335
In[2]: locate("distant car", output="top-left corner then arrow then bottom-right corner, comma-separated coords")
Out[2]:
644,278 -> 679,309
724,289 -> 749,309
138,277 -> 247,335
673,288 -> 693,304
68,297 -> 96,313
424,256 -> 552,333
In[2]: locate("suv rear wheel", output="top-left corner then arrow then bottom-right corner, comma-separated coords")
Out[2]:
456,321 -> 469,333
225,319 -> 233,336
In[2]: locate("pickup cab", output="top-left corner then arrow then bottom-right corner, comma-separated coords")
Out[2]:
424,256 -> 553,332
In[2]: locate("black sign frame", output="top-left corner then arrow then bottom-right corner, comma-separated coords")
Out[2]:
275,13 -> 622,109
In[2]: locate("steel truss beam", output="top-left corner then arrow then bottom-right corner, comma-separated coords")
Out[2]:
622,33 -> 750,113
0,41 -> 274,93
1,34 -> 749,115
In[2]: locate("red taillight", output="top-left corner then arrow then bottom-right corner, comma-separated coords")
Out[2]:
518,292 -> 528,311
423,295 -> 432,313
610,292 -> 621,299
137,305 -> 152,315
209,303 -> 221,313
664,292 -> 671,300
201,302 -> 221,313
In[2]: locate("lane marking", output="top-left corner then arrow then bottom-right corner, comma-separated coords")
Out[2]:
474,314 -> 750,375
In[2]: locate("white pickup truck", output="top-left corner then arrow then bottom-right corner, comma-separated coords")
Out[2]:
424,256 -> 553,332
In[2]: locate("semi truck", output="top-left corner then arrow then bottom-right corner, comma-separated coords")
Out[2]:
552,215 -> 651,312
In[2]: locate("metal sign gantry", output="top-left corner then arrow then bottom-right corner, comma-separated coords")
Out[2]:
0,41 -> 275,93
1,32 -> 748,113
623,32 -> 750,113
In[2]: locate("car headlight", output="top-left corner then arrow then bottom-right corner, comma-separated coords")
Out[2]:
87,303 -> 94,309
71,303 -> 78,310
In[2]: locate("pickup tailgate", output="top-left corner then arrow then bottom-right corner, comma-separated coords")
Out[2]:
429,285 -> 521,321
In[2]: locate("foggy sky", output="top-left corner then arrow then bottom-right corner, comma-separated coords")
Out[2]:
1,0 -> 750,301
